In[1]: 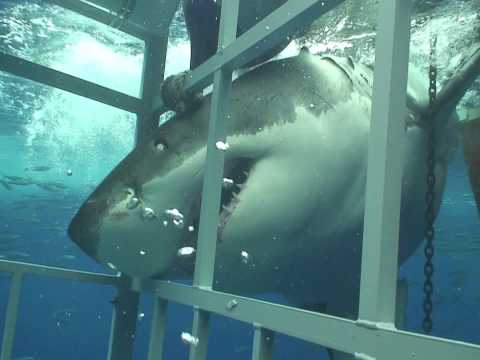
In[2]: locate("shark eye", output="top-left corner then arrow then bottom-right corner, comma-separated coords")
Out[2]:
153,138 -> 168,152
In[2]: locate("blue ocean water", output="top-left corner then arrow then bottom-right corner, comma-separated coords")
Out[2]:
0,0 -> 479,359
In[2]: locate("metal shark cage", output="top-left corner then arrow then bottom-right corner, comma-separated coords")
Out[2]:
0,0 -> 478,359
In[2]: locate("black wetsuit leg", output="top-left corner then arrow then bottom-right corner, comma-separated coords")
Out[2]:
183,0 -> 221,69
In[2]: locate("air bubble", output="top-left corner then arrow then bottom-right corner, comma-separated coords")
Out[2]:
178,247 -> 195,257
215,141 -> 229,151
241,250 -> 250,264
173,218 -> 184,229
165,208 -> 184,220
142,207 -> 156,221
126,196 -> 140,210
181,332 -> 199,347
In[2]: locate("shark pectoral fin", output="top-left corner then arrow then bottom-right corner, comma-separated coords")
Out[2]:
460,111 -> 480,215
395,278 -> 409,330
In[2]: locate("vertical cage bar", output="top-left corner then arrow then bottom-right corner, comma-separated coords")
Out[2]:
189,2 -> 239,359
358,0 -> 412,325
0,272 -> 23,360
193,0 -> 239,289
251,325 -> 274,360
107,289 -> 140,360
147,298 -> 168,360
188,307 -> 210,360
135,33 -> 171,145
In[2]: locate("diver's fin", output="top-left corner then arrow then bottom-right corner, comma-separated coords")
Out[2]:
460,110 -> 480,214
395,278 -> 408,330
431,44 -> 480,117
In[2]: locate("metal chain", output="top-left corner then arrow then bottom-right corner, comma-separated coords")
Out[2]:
422,33 -> 437,335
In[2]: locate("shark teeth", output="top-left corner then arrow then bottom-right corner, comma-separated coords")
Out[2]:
218,188 -> 243,241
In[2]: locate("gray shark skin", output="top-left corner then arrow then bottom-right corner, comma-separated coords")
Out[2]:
69,51 -> 476,345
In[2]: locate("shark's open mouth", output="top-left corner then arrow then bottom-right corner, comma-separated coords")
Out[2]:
189,158 -> 255,242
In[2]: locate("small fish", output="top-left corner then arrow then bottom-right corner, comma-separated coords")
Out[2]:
0,180 -> 13,190
42,181 -> 67,190
3,176 -> 34,186
35,183 -> 60,192
3,176 -> 23,181
24,165 -> 51,172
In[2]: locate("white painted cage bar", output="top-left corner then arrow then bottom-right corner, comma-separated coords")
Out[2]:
0,0 -> 478,359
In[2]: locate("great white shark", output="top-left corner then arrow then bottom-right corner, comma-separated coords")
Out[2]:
69,48 -> 479,358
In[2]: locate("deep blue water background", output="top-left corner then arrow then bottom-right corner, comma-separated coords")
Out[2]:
0,0 -> 479,359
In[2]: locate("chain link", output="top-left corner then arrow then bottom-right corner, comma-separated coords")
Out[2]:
422,33 -> 437,335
